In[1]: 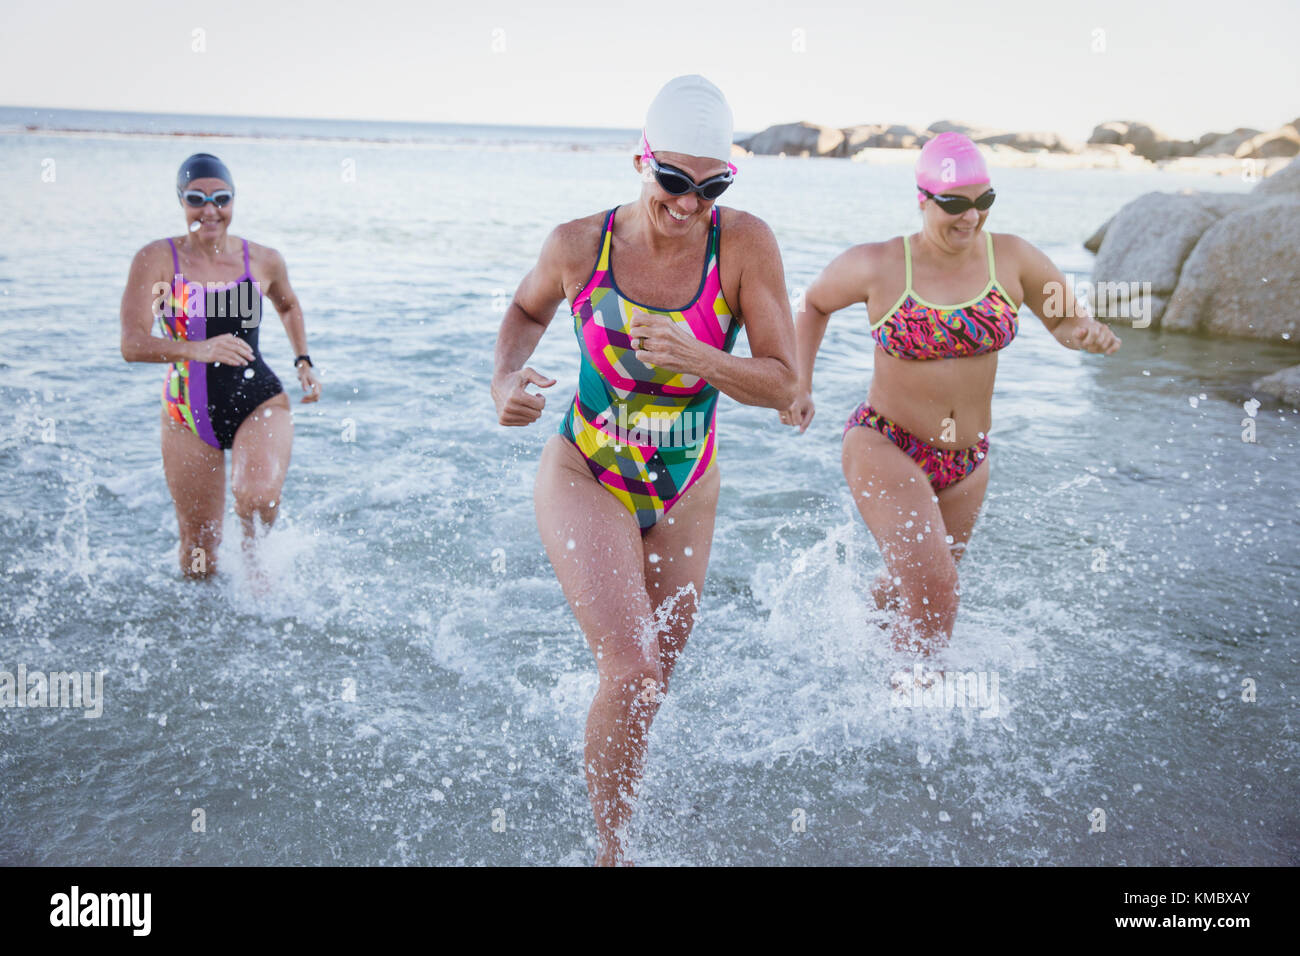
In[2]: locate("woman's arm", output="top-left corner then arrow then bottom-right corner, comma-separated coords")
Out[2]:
262,246 -> 322,402
777,242 -> 874,431
630,211 -> 797,410
1012,235 -> 1121,355
491,222 -> 574,426
797,245 -> 873,386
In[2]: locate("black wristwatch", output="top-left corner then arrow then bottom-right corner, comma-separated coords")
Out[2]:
294,354 -> 313,368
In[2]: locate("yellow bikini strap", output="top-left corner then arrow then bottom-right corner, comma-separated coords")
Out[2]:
903,234 -> 913,291
597,207 -> 616,270
985,231 -> 996,283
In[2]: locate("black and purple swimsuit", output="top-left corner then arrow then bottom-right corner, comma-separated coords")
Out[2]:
158,237 -> 283,449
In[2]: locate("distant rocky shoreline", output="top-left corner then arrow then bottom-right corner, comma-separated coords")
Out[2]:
734,118 -> 1300,176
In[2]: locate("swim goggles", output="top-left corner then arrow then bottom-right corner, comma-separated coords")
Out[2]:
179,188 -> 235,208
640,131 -> 736,200
918,187 -> 996,215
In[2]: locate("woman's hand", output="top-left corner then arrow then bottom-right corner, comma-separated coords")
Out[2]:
1058,315 -> 1121,354
493,367 -> 556,426
780,391 -> 816,432
296,361 -> 322,403
192,334 -> 254,366
628,310 -> 703,376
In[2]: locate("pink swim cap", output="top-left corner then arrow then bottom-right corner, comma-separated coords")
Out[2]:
916,132 -> 989,203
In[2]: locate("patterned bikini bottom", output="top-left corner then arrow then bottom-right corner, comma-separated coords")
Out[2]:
842,401 -> 988,492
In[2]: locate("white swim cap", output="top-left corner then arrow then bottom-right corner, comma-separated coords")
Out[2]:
643,74 -> 734,163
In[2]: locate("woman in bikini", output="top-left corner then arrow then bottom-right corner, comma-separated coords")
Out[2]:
782,132 -> 1120,654
120,153 -> 322,579
491,76 -> 797,865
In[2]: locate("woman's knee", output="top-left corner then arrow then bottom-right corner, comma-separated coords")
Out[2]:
232,480 -> 281,516
598,658 -> 667,713
895,562 -> 960,624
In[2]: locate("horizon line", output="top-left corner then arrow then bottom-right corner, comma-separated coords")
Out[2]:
0,103 -> 645,135
4,103 -> 1291,144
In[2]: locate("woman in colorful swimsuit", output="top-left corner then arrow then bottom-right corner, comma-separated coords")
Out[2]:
120,154 -> 322,579
491,76 -> 796,865
782,133 -> 1120,654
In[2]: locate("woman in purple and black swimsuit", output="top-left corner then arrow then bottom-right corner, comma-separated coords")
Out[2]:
120,153 -> 323,579
782,133 -> 1121,654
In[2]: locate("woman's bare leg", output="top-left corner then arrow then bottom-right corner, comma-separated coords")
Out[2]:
161,409 -> 225,579
871,458 -> 990,608
534,435 -> 662,866
642,463 -> 719,689
230,392 -> 293,541
843,426 -> 960,653
936,459 -> 989,565
229,393 -> 293,590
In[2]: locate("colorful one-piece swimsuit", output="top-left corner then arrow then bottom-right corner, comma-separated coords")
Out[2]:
560,205 -> 740,534
159,237 -> 283,450
844,231 -> 1019,491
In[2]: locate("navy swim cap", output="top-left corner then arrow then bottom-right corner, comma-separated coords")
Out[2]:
176,153 -> 234,193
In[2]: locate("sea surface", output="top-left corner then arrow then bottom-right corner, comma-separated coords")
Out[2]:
1,108 -> 1296,865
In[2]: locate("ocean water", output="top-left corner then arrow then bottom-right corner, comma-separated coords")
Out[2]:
0,111 -> 1296,866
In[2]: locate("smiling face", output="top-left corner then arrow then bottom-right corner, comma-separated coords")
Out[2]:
181,176 -> 233,240
921,182 -> 991,251
633,149 -> 730,234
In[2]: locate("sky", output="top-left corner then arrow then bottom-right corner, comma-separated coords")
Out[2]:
1,0 -> 1296,141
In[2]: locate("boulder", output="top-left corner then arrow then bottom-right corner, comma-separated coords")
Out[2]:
1197,127 -> 1262,155
922,121 -> 1080,153
1191,192 -> 1259,217
883,123 -> 920,139
1252,154 -> 1300,197
1234,125 -> 1300,159
879,131 -> 921,149
843,124 -> 884,151
736,122 -> 844,157
1162,199 -> 1300,340
1088,122 -> 1127,146
1087,120 -> 1196,161
1122,122 -> 1164,157
816,126 -> 848,157
1092,193 -> 1223,320
977,130 -> 1079,153
925,120 -> 1003,142
847,123 -> 923,150
1084,216 -> 1112,254
1253,365 -> 1300,407
1087,156 -> 1300,339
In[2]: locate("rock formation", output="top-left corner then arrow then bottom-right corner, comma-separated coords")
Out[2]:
735,117 -> 1300,169
1087,157 -> 1300,405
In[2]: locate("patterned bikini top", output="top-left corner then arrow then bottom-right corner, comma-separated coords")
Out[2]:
870,232 -> 1019,360
565,204 -> 740,447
